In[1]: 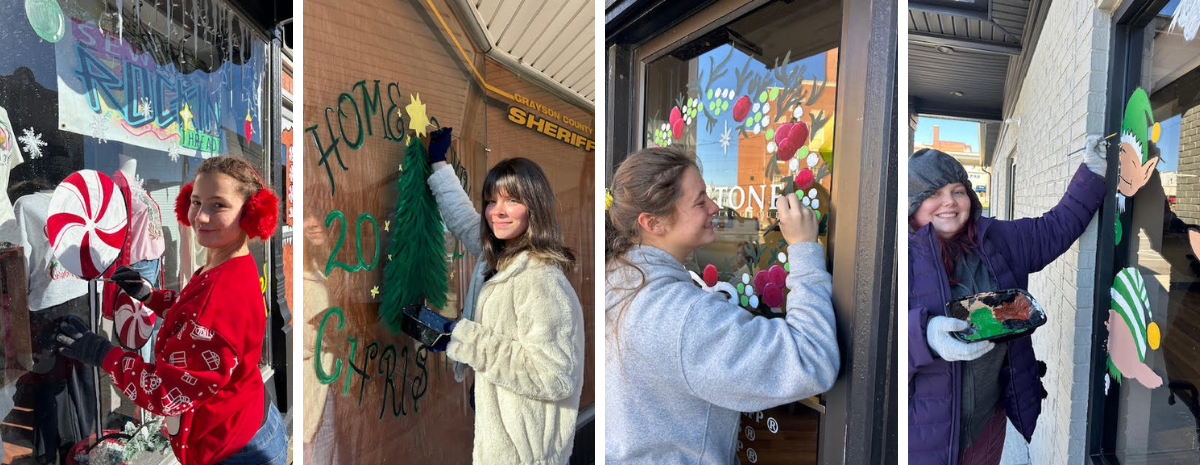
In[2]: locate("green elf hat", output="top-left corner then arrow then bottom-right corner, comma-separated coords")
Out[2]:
1121,88 -> 1155,164
1110,267 -> 1160,363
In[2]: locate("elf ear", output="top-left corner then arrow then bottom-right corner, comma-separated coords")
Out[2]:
175,182 -> 194,226
239,188 -> 279,239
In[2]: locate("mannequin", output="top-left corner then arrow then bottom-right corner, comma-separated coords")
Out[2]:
0,107 -> 26,244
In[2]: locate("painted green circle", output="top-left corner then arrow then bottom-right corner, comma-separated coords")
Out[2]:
754,112 -> 762,122
759,91 -> 768,102
707,89 -> 714,99
722,101 -> 730,111
737,283 -> 745,294
765,128 -> 776,140
26,0 -> 66,43
769,88 -> 780,100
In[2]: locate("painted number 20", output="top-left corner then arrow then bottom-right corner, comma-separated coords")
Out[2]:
325,210 -> 380,275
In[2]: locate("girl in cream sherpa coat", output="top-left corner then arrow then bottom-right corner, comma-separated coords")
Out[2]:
426,132 -> 585,465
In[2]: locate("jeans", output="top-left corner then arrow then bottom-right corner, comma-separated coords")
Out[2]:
216,403 -> 288,465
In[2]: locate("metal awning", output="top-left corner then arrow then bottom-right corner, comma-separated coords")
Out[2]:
450,0 -> 595,111
908,0 -> 1034,121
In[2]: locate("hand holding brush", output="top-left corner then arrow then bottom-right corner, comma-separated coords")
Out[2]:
104,266 -> 152,301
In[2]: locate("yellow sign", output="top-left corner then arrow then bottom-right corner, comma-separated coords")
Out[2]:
507,106 -> 594,152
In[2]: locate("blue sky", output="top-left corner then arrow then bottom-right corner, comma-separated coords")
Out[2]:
1156,114 -> 1179,172
913,117 -> 980,151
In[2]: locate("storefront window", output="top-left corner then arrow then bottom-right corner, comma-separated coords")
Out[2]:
1101,3 -> 1200,460
0,0 -> 273,461
641,0 -> 839,462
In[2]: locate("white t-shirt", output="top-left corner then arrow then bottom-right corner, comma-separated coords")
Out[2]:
14,192 -> 87,311
0,107 -> 27,244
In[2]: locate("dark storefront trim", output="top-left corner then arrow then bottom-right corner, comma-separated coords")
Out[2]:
1088,0 -> 1182,461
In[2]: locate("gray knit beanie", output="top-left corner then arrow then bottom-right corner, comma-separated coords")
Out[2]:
908,148 -> 982,217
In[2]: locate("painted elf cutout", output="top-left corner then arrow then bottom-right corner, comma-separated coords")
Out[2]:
1116,88 -> 1161,243
1107,267 -> 1163,388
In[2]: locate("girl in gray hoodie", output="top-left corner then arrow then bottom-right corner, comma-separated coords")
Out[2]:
605,146 -> 840,464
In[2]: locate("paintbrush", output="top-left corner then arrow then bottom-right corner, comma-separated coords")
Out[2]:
1065,132 -> 1118,157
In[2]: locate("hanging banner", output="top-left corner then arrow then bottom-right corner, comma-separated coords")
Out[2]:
55,20 -> 263,156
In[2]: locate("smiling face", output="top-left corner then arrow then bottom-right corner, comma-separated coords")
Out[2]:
188,172 -> 249,250
484,188 -> 530,245
912,182 -> 972,239
660,167 -> 719,254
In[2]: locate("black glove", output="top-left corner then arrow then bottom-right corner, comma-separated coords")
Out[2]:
111,265 -> 152,301
428,127 -> 453,165
56,316 -> 115,367
399,305 -> 455,352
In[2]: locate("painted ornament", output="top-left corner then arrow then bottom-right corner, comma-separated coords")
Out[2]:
47,170 -> 129,279
25,0 -> 65,43
113,291 -> 156,350
244,110 -> 254,140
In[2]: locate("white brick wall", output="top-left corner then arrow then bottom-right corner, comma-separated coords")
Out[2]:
990,0 -> 1112,463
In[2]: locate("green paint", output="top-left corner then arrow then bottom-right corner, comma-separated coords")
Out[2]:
966,306 -> 1007,340
25,0 -> 65,43
769,88 -> 780,100
315,307 -> 344,385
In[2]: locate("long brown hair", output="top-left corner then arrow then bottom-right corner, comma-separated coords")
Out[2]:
480,158 -> 574,275
606,146 -> 698,349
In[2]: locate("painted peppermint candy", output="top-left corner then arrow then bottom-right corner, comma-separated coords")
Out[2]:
47,170 -> 129,279
114,291 -> 155,350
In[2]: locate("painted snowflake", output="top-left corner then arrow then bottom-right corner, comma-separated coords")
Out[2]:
719,121 -> 733,155
89,112 -> 109,144
18,128 -> 46,159
167,142 -> 182,162
138,97 -> 152,119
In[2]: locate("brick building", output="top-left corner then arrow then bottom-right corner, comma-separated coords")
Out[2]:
910,0 -> 1200,461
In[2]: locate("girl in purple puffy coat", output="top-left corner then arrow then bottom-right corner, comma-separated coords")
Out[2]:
908,140 -> 1108,465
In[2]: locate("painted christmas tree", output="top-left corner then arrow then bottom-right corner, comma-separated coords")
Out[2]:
381,136 -> 448,333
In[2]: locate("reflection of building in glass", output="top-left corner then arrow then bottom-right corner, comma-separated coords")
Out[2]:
913,124 -> 990,212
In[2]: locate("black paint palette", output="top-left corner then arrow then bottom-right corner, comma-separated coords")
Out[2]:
946,289 -> 1047,343
399,305 -> 452,348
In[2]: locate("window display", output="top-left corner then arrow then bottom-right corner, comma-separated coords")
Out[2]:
0,0 -> 277,462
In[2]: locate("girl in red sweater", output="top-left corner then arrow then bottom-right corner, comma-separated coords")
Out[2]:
56,156 -> 286,465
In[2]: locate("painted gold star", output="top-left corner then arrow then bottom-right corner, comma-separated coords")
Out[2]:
179,103 -> 194,132
406,94 -> 431,137
384,220 -> 390,232
387,254 -> 393,261
370,286 -> 380,299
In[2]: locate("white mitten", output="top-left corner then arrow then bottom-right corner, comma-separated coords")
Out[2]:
1084,134 -> 1109,176
926,316 -> 995,362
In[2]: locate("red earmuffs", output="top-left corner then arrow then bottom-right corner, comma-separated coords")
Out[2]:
175,181 -> 193,227
174,181 -> 278,239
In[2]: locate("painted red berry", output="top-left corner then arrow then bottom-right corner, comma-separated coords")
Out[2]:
703,264 -> 718,287
670,107 -> 682,125
768,264 -> 787,287
754,270 -> 768,293
774,123 -> 793,147
790,121 -> 810,146
795,168 -> 815,190
733,95 -> 751,122
763,283 -> 784,308
671,119 -> 685,139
